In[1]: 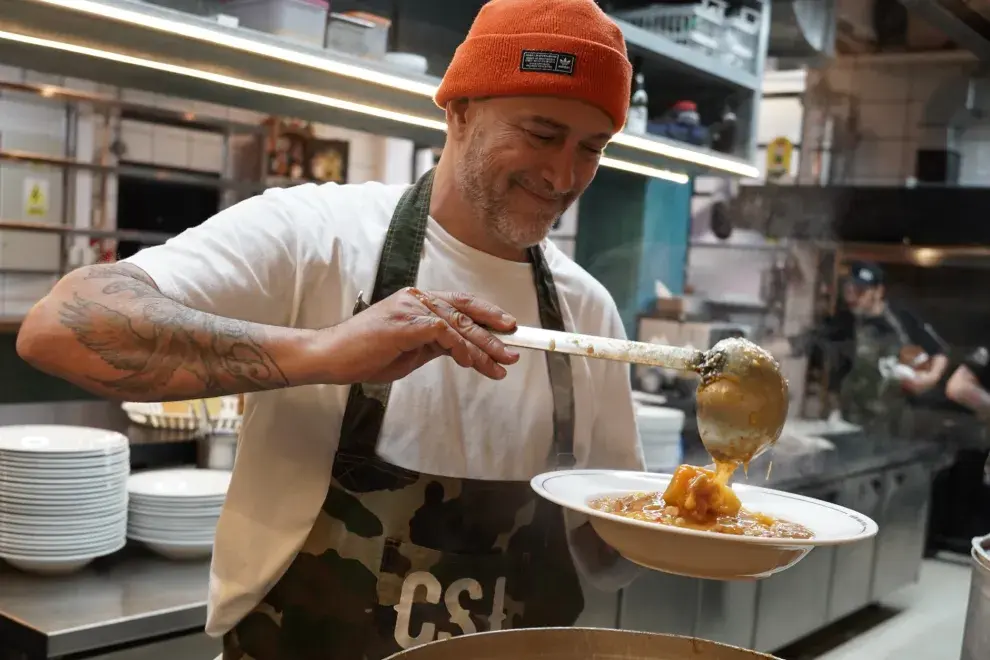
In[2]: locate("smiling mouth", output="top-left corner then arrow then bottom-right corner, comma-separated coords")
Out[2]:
514,182 -> 558,205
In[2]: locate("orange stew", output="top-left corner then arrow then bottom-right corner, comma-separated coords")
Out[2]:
588,463 -> 814,540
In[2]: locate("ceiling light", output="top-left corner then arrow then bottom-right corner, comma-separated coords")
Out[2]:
28,0 -> 753,178
0,28 -> 685,183
600,157 -> 688,184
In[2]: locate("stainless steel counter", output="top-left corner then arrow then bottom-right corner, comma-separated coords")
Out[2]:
0,401 -> 212,660
0,401 -> 946,658
0,548 -> 208,658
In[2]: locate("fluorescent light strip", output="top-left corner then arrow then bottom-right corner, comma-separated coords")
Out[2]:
32,0 -> 754,178
0,29 -> 448,129
611,132 -> 759,178
600,157 -> 688,184
33,0 -> 438,97
0,29 -> 684,183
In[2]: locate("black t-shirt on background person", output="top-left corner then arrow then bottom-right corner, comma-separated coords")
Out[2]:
819,304 -> 947,396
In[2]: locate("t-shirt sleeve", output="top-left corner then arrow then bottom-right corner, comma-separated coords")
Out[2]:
588,302 -> 646,472
123,186 -> 320,327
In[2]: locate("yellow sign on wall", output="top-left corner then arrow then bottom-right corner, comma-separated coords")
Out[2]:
24,178 -> 49,217
766,137 -> 794,179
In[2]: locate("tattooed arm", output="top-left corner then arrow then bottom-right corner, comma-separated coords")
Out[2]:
17,262 -> 519,401
16,263 -> 318,401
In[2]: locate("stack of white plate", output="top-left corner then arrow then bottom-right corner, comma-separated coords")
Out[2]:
636,405 -> 685,472
127,468 -> 231,560
0,425 -> 129,575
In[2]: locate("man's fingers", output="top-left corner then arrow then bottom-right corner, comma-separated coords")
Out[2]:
433,291 -> 518,334
418,292 -> 519,365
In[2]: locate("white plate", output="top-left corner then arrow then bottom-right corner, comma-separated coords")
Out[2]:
127,533 -> 214,559
0,480 -> 127,494
0,538 -> 126,575
0,472 -> 128,487
127,469 -> 231,498
139,539 -> 213,561
128,504 -> 222,518
128,496 -> 225,507
127,531 -> 215,545
0,453 -> 130,469
0,534 -> 125,554
0,534 -> 125,553
0,497 -> 126,515
530,469 -> 879,580
129,516 -> 218,531
1,511 -> 126,529
0,426 -> 129,454
0,461 -> 129,478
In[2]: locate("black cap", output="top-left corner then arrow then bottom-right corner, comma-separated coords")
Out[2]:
847,261 -> 884,287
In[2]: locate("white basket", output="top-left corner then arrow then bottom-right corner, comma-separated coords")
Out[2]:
122,397 -> 242,435
615,0 -> 727,54
721,6 -> 761,72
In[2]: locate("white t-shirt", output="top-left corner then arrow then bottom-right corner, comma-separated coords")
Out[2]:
124,181 -> 645,636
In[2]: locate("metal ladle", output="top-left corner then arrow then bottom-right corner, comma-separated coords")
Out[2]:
497,329 -> 789,465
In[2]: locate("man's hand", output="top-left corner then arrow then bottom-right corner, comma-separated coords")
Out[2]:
317,287 -> 521,384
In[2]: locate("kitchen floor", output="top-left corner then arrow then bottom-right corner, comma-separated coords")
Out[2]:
778,556 -> 972,660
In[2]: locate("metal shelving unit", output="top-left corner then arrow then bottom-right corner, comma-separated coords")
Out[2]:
0,0 -> 762,179
613,17 -> 763,92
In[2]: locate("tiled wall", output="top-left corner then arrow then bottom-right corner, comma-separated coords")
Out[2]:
0,65 -> 413,319
800,53 -> 984,186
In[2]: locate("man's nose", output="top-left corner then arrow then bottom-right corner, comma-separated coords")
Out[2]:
541,147 -> 577,195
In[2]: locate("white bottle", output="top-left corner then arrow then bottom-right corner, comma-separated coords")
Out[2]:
626,72 -> 649,134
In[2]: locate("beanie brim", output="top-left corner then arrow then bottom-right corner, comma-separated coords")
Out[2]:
435,33 -> 632,130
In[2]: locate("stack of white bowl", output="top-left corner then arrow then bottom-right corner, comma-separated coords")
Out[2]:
636,405 -> 685,472
0,425 -> 129,575
127,468 -> 231,560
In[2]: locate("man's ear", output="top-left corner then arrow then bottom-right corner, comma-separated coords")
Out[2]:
445,98 -> 471,139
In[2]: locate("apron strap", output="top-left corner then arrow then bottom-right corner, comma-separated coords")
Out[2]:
339,168 -> 575,467
528,245 -> 575,466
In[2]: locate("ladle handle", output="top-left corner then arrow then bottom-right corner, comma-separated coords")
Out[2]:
495,325 -> 702,371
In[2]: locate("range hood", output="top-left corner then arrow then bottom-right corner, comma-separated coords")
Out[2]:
768,0 -> 837,60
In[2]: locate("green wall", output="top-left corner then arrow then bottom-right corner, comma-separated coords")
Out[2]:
576,170 -> 692,338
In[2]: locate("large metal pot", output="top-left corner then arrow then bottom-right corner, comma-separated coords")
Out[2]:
962,534 -> 990,660
384,628 -> 780,660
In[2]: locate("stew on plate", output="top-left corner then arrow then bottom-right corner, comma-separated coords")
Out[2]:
588,463 -> 814,540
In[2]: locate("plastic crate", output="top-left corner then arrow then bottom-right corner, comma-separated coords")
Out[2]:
721,6 -> 761,72
220,0 -> 329,47
615,0 -> 727,55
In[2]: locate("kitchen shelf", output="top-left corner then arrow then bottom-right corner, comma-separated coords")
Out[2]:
0,0 -> 759,180
0,219 -> 176,245
0,81 -> 266,136
611,17 -> 763,92
0,149 -> 262,194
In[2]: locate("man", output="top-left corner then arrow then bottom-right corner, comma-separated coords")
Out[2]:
16,1 -> 645,658
945,346 -> 990,420
825,262 -> 948,435
926,347 -> 990,552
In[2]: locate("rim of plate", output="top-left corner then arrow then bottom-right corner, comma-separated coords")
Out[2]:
0,538 -> 126,562
127,533 -> 214,547
127,468 -> 231,496
530,469 -> 878,547
0,426 -> 129,453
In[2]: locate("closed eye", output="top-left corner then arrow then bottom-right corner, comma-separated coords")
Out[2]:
527,130 -> 555,142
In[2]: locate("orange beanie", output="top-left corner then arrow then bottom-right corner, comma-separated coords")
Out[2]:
434,0 -> 633,130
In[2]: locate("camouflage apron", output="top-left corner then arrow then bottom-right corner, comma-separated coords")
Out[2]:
223,169 -> 584,660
